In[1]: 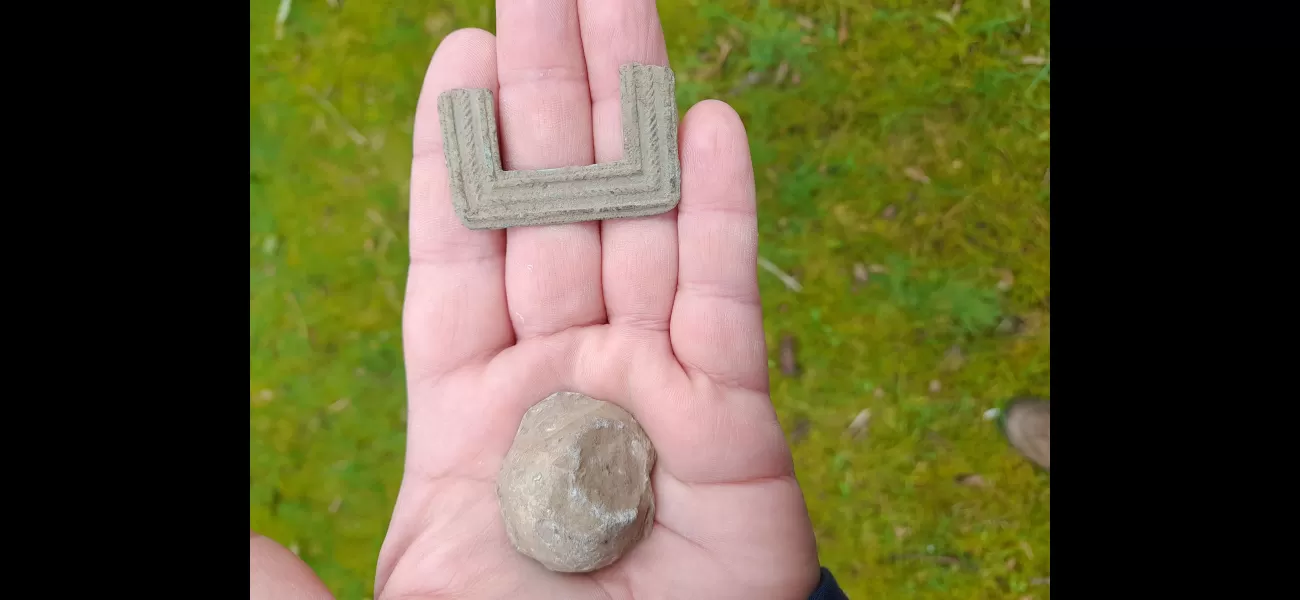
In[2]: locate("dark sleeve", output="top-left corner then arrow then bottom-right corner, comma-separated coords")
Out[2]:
807,567 -> 849,600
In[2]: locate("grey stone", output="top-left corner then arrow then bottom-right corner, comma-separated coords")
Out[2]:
437,63 -> 681,230
497,392 -> 656,573
1002,397 -> 1050,471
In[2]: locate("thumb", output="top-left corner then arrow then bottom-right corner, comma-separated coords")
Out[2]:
250,530 -> 333,600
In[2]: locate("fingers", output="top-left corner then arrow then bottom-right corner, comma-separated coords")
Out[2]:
404,29 -> 512,385
670,101 -> 768,393
579,0 -> 678,332
496,0 -> 606,339
250,531 -> 333,600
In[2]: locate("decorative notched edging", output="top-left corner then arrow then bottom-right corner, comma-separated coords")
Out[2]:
437,64 -> 681,230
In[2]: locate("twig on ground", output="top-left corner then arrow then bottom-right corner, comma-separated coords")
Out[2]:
903,166 -> 931,184
845,409 -> 871,439
698,38 -> 733,80
275,0 -> 292,40
758,256 -> 803,292
284,292 -> 309,340
302,85 -> 369,146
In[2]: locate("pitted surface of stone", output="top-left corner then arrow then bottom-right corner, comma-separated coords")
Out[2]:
438,63 -> 680,229
497,392 -> 656,573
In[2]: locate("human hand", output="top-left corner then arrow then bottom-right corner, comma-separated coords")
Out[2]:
374,2 -> 819,598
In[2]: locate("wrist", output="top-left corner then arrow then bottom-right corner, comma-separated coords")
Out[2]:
806,567 -> 849,600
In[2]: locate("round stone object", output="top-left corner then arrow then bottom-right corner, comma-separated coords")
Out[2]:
497,391 -> 656,573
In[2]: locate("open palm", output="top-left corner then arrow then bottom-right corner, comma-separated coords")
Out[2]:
374,3 -> 818,599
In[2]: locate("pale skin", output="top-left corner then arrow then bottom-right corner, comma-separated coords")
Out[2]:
250,1 -> 820,598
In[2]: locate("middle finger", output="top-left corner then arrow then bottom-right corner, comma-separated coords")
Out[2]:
497,0 -> 606,339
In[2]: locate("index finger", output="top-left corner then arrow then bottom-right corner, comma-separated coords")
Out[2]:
404,29 -> 511,386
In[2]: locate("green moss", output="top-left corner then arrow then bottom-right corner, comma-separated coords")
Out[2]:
250,1 -> 1049,598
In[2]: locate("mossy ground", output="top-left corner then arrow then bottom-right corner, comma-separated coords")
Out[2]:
250,1 -> 1050,598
